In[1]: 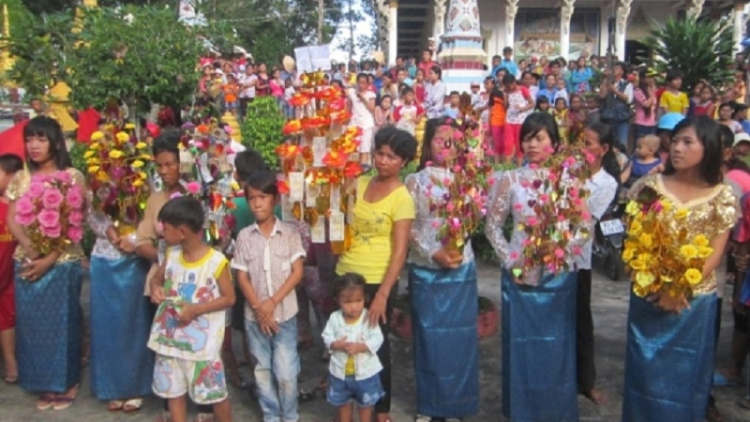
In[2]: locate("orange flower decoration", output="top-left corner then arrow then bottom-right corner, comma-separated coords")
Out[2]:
302,116 -> 331,130
289,94 -> 311,107
283,120 -> 302,135
277,180 -> 290,195
316,86 -> 340,102
344,161 -> 363,178
197,124 -> 210,134
323,151 -> 347,168
276,143 -> 302,160
328,97 -> 347,112
330,110 -> 352,124
338,136 -> 360,155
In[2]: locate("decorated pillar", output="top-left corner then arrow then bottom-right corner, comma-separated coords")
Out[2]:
388,1 -> 398,66
614,0 -> 632,61
686,0 -> 706,20
433,0 -> 447,41
0,4 -> 14,75
376,0 -> 390,64
505,0 -> 519,54
560,0 -> 575,60
438,0 -> 487,93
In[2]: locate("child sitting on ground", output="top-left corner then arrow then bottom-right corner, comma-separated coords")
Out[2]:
148,196 -> 235,422
322,273 -> 384,422
0,154 -> 23,385
620,134 -> 663,188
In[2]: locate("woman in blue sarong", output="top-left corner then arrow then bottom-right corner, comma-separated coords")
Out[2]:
5,117 -> 84,411
621,116 -> 738,422
485,113 -> 588,422
405,117 -> 479,422
88,210 -> 153,412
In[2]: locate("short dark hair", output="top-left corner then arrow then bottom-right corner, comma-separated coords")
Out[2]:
374,126 -> 417,164
331,272 -> 366,300
503,47 -> 513,54
520,112 -> 560,150
23,116 -> 72,171
357,72 -> 369,82
430,65 -> 442,79
0,154 -> 23,175
663,116 -> 724,186
152,128 -> 181,160
158,195 -> 205,233
402,86 -> 414,95
502,73 -> 517,85
234,149 -> 269,182
665,68 -> 683,83
449,91 -> 460,96
244,170 -> 279,197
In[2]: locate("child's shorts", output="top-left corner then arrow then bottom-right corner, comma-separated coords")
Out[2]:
327,373 -> 384,407
153,354 -> 228,405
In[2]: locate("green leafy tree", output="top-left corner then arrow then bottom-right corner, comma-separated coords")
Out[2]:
202,0 -> 343,64
641,17 -> 735,91
241,96 -> 286,170
6,10 -> 77,97
65,5 -> 207,115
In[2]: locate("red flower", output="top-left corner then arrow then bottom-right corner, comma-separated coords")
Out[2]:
289,94 -> 311,107
323,151 -> 347,168
277,180 -> 290,195
344,161 -> 363,178
283,120 -> 302,135
276,144 -> 301,160
302,116 -> 331,130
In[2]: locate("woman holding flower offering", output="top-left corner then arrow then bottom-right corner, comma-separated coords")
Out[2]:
86,126 -> 153,413
405,117 -> 485,421
485,113 -> 590,421
621,116 -> 739,422
5,117 -> 86,410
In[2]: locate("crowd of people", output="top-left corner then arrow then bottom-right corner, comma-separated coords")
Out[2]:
1,43 -> 750,422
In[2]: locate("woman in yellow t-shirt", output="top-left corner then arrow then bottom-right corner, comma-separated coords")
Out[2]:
658,69 -> 689,116
336,126 -> 417,422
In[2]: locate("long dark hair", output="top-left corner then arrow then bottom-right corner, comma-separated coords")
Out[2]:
23,116 -> 72,171
418,117 -> 461,170
586,122 -> 621,184
638,69 -> 652,117
662,116 -> 724,186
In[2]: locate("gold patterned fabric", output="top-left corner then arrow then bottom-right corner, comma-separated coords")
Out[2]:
628,174 -> 739,295
7,168 -> 86,263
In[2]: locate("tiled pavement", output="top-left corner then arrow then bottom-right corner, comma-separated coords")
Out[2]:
0,264 -> 748,422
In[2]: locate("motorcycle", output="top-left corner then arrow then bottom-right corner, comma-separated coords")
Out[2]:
593,200 -> 627,281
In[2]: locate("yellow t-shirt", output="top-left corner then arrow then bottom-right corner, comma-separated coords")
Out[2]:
336,176 -> 416,284
659,90 -> 689,114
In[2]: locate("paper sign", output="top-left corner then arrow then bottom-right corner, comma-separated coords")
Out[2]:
305,183 -> 319,207
311,218 -> 326,243
329,211 -> 345,242
347,193 -> 355,224
294,44 -> 331,73
281,195 -> 294,221
329,185 -> 341,212
289,172 -> 304,202
313,137 -> 327,167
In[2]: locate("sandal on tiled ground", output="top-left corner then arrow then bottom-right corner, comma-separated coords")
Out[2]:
195,413 -> 214,422
52,385 -> 79,411
36,394 -> 55,410
123,398 -> 143,413
4,373 -> 18,384
107,400 -> 125,412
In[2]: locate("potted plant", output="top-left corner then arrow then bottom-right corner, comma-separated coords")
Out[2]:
391,293 -> 499,340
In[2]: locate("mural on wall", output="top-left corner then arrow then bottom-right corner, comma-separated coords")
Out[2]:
514,9 -> 600,60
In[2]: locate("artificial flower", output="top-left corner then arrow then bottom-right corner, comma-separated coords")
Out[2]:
90,131 -> 105,141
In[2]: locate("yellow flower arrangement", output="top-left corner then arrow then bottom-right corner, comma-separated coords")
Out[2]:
84,125 -> 152,232
622,186 -> 713,299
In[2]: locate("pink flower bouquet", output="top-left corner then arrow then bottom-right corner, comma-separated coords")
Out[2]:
15,171 -> 86,256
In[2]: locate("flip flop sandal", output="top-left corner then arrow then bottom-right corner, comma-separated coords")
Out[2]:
4,374 -> 18,384
316,377 -> 329,392
36,394 -> 55,410
52,396 -> 76,411
195,413 -> 214,422
123,398 -> 143,413
299,388 -> 316,403
107,400 -> 125,412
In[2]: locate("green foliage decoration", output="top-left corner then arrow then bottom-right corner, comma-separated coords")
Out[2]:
241,96 -> 286,170
640,17 -> 735,92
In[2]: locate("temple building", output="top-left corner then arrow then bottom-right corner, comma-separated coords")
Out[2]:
374,0 -> 749,67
